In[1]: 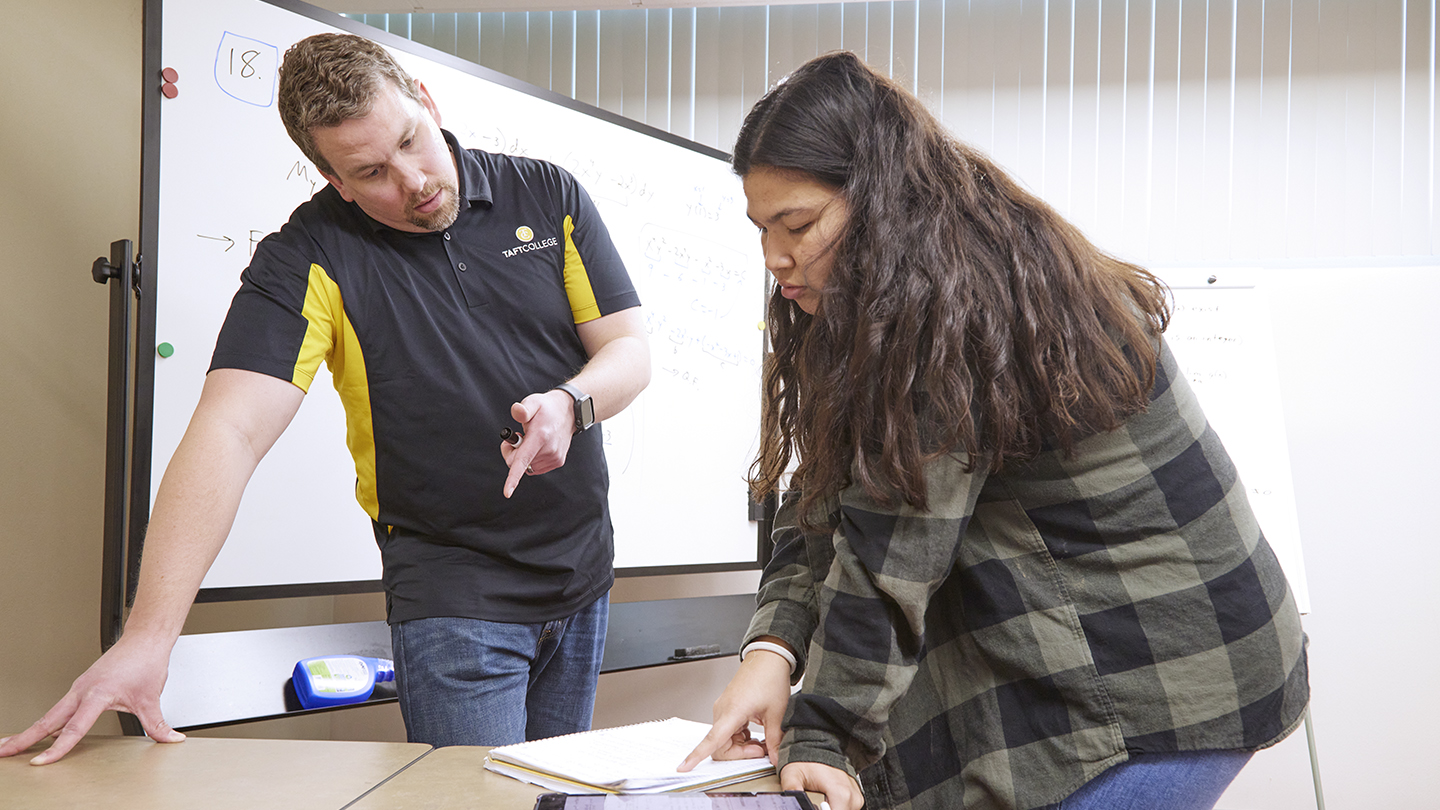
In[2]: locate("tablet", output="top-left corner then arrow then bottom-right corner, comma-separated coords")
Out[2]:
532,791 -> 819,809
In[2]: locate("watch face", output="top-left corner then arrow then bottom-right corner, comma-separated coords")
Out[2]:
577,395 -> 596,429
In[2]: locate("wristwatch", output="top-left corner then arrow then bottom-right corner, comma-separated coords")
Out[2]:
554,382 -> 595,432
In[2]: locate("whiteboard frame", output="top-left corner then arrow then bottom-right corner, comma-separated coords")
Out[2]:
117,0 -> 769,607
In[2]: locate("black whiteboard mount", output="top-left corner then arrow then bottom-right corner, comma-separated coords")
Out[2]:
92,239 -> 140,654
93,239 -> 148,738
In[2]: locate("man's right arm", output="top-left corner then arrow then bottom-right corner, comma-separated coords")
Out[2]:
0,368 -> 304,764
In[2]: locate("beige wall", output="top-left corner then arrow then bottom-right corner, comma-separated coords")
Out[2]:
0,0 -> 143,741
0,0 -> 754,748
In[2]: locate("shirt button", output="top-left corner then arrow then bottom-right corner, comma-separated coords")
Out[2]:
458,262 -> 467,272
444,232 -> 451,241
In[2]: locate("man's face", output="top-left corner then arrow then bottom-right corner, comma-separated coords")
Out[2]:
313,80 -> 460,233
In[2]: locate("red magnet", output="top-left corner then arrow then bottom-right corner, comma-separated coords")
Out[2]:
161,66 -> 179,99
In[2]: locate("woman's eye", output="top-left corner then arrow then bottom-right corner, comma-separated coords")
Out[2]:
787,222 -> 812,235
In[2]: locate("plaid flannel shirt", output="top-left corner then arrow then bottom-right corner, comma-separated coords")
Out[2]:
747,338 -> 1309,810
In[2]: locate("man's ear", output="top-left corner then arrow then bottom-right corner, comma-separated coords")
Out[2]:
318,168 -> 354,202
416,80 -> 442,128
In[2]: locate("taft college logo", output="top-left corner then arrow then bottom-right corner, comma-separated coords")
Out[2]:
503,224 -> 558,258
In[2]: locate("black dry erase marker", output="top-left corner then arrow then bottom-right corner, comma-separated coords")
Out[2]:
500,427 -> 523,447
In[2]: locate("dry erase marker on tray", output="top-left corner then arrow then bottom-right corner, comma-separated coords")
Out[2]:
292,655 -> 395,710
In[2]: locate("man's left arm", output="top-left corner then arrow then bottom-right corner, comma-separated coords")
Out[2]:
502,306 -> 650,497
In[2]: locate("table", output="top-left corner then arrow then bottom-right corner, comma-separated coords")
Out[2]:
347,744 -> 793,809
0,735 -> 429,810
1,736 -> 796,810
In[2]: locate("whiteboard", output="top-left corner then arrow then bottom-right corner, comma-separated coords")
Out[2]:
147,0 -> 766,593
1158,270 -> 1311,612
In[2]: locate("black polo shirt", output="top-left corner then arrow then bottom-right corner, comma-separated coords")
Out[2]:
211,130 -> 639,624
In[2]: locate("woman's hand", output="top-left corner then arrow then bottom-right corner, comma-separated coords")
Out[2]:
678,641 -> 794,770
781,761 -> 865,810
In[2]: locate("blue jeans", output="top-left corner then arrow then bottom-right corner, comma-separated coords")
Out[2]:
1052,750 -> 1253,810
389,592 -> 609,747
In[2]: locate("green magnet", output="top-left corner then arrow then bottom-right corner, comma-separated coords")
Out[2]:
157,342 -> 175,358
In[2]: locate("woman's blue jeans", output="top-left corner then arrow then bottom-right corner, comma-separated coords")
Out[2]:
389,592 -> 609,747
1052,749 -> 1253,810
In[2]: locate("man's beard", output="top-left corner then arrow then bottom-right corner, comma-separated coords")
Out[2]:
407,180 -> 460,231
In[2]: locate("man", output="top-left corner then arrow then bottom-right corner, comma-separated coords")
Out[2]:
0,32 -> 649,764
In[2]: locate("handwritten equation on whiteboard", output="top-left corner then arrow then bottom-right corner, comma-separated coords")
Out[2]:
1164,283 -> 1311,611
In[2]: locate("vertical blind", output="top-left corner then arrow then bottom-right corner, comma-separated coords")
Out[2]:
351,0 -> 1437,265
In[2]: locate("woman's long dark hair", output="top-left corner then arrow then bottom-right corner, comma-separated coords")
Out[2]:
738,52 -> 1170,525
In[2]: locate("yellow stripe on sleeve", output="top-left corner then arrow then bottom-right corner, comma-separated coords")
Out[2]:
292,264 -> 339,392
562,214 -> 602,323
299,264 -> 381,521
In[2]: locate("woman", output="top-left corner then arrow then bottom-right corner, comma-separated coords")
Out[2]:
680,52 -> 1308,810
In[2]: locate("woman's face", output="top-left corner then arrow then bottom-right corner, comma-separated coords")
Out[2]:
743,166 -> 849,315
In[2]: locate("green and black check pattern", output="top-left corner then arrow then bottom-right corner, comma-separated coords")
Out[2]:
747,339 -> 1309,810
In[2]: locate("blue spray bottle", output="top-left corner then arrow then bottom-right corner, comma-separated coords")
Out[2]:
292,655 -> 395,710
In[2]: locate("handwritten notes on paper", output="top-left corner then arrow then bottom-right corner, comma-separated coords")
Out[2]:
1162,274 -> 1310,611
484,718 -> 773,794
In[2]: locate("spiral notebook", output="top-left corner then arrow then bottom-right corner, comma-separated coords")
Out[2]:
483,717 -> 774,794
